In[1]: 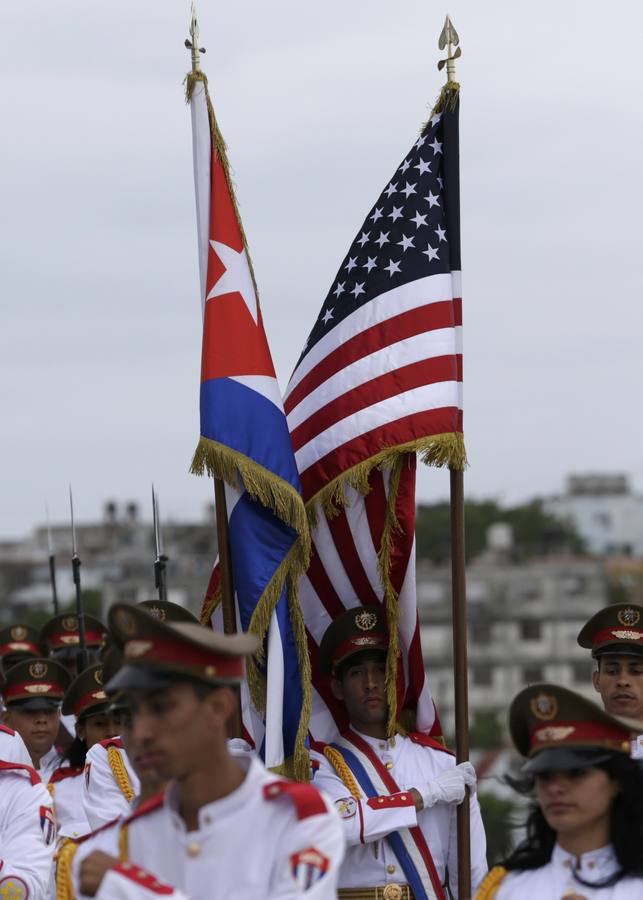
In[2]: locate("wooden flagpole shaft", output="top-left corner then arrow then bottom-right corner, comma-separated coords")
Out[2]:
450,467 -> 471,897
213,477 -> 243,738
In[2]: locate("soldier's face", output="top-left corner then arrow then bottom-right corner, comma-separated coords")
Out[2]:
124,682 -> 233,779
535,766 -> 618,840
593,655 -> 643,720
76,712 -> 115,750
4,706 -> 60,761
331,651 -> 388,736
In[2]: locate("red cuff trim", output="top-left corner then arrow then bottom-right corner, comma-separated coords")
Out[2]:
113,862 -> 174,895
264,780 -> 328,820
366,792 -> 415,809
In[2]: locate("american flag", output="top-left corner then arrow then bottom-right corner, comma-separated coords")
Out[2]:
285,93 -> 463,742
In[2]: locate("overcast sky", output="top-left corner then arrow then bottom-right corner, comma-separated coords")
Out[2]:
1,0 -> 641,540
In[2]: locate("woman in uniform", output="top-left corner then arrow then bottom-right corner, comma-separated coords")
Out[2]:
476,683 -> 643,899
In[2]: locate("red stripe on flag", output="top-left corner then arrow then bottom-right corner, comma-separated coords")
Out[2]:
285,301 -> 460,415
300,407 -> 461,499
326,513 -> 381,607
363,469 -> 387,555
290,356 -> 460,452
305,549 -> 346,620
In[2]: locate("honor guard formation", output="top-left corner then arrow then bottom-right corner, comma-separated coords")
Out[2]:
0,599 -> 641,898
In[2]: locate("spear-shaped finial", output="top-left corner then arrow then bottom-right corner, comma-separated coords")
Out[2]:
185,2 -> 206,73
438,15 -> 461,82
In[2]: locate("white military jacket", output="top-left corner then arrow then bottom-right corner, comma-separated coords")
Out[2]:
0,723 -> 32,766
68,755 -> 344,900
49,765 -> 91,840
311,730 -> 487,899
0,761 -> 57,898
83,737 -> 140,830
486,844 -> 643,899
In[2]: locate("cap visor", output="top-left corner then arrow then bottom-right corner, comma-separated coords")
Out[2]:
105,663 -> 177,695
522,747 -> 615,775
8,697 -> 62,711
595,645 -> 643,659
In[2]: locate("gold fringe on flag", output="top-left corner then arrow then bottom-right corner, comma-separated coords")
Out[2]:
422,80 -> 460,130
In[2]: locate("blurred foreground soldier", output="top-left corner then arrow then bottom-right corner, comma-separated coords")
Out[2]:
475,684 -> 643,899
62,603 -> 344,899
0,722 -> 32,766
0,755 -> 57,896
83,601 -> 199,829
49,664 -> 115,840
577,603 -> 643,758
311,606 -> 487,899
0,624 -> 42,670
1,658 -> 71,781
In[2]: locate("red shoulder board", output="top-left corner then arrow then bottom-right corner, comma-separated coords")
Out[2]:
49,765 -> 85,785
112,862 -> 174,895
408,733 -> 455,756
264,780 -> 328,820
100,736 -> 125,750
308,738 -> 328,754
123,791 -> 165,826
0,760 -> 41,785
0,724 -> 16,736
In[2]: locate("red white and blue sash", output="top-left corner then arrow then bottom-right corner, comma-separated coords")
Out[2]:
332,730 -> 445,900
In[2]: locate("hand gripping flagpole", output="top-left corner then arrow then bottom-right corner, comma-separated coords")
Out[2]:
186,3 -> 241,738
45,503 -> 59,615
439,15 -> 472,897
152,486 -> 169,604
69,486 -> 88,672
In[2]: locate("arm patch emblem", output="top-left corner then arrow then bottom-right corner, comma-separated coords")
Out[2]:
335,797 -> 357,819
290,847 -> 330,889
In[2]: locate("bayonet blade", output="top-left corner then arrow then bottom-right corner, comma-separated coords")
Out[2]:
152,485 -> 161,560
45,502 -> 54,556
69,485 -> 77,557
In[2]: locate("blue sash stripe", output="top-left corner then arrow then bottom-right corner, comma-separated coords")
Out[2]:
331,743 -> 430,900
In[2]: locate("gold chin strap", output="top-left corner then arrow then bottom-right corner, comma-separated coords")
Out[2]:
323,746 -> 362,799
107,746 -> 135,802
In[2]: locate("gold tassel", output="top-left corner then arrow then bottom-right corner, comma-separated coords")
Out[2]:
55,839 -> 79,900
286,576 -> 313,782
473,866 -> 507,899
421,80 -> 461,133
378,458 -> 404,738
200,582 -> 222,626
323,746 -> 362,800
108,746 -> 135,803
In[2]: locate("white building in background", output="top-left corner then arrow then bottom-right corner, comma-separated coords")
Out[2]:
546,474 -> 643,557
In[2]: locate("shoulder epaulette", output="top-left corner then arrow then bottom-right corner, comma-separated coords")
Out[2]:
49,765 -> 85,785
0,724 -> 16,736
408,733 -> 455,755
0,760 -> 41,785
99,736 -> 125,750
264,779 -> 328,820
123,792 -> 165,826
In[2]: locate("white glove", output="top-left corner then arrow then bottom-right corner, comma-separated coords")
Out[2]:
420,762 -> 477,808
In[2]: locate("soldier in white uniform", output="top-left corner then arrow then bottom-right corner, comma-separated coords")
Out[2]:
311,606 -> 487,899
0,760 -> 58,897
577,602 -> 643,759
59,602 -> 344,899
49,663 -> 115,840
0,624 -> 42,671
475,683 -> 643,899
0,722 -> 33,766
1,658 -> 71,782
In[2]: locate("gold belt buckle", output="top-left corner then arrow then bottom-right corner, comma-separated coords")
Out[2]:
382,885 -> 404,900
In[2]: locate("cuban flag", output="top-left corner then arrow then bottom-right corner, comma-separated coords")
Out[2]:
187,70 -> 311,779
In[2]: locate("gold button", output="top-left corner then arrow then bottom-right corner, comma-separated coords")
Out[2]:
385,761 -> 393,769
268,785 -> 280,796
378,798 -> 384,803
186,842 -> 201,857
387,864 -> 396,874
400,795 -> 406,800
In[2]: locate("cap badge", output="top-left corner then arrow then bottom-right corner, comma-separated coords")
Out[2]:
534,725 -> 576,743
146,605 -> 166,621
11,626 -> 28,641
611,630 -> 642,641
114,610 -> 138,637
94,669 -> 103,686
25,684 -> 52,694
92,690 -> 107,701
355,610 -> 378,631
530,692 -> 558,721
62,616 -> 78,632
353,637 -> 377,647
124,640 -> 153,659
29,662 -> 48,679
617,608 -> 640,628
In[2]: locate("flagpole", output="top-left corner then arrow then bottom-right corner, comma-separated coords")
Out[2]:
439,15 -> 471,897
187,2 -> 241,737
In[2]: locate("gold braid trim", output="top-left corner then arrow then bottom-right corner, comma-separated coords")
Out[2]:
379,457 -> 404,738
323,746 -> 362,799
55,838 -> 79,900
47,782 -> 55,799
108,746 -> 135,803
118,823 -> 129,861
474,866 -> 507,900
